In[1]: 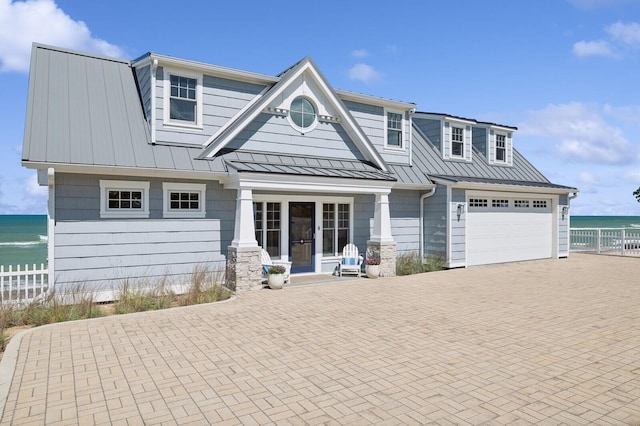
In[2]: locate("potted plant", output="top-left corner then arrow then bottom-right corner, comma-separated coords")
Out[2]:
365,257 -> 381,279
267,265 -> 286,289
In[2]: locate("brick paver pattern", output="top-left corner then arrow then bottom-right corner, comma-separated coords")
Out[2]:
1,253 -> 640,425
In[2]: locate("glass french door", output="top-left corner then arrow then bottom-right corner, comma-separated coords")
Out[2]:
289,202 -> 315,273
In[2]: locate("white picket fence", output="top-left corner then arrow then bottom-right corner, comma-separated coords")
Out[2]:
0,263 -> 49,304
570,228 -> 640,256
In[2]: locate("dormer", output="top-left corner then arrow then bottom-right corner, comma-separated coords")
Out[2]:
413,113 -> 473,163
472,123 -> 516,167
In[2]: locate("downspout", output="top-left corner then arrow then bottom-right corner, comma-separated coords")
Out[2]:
150,59 -> 158,144
419,186 -> 437,260
569,191 -> 579,201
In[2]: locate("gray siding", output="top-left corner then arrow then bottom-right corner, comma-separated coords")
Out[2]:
353,194 -> 374,255
413,117 -> 442,151
228,113 -> 365,160
135,64 -> 151,121
450,189 -> 466,265
53,173 -> 236,289
423,184 -> 448,258
472,126 -> 487,156
389,190 -> 421,255
54,220 -> 227,288
343,100 -> 410,165
155,67 -> 267,146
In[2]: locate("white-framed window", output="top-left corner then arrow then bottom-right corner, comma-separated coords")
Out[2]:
100,180 -> 150,218
533,200 -> 548,209
495,134 -> 506,162
451,126 -> 464,157
443,121 -> 472,162
323,203 -> 350,256
288,96 -> 317,133
385,110 -> 404,149
514,200 -> 530,208
162,183 -> 206,218
163,69 -> 203,129
254,202 -> 281,257
492,199 -> 509,208
489,129 -> 513,166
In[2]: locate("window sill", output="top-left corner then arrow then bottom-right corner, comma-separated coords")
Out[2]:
384,145 -> 406,152
163,211 -> 206,219
100,211 -> 150,219
163,121 -> 204,131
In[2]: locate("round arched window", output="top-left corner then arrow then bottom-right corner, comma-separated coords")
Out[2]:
289,97 -> 316,130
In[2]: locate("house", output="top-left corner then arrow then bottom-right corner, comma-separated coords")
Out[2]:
22,44 -> 577,294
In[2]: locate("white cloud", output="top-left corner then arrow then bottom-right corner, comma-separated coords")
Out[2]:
0,0 -> 123,73
607,21 -> 640,46
350,49 -> 368,58
347,63 -> 381,84
577,171 -> 600,193
603,104 -> 640,124
520,102 -> 637,164
624,169 -> 640,184
572,40 -> 615,57
24,173 -> 47,197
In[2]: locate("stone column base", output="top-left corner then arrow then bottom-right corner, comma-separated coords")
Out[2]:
366,241 -> 397,277
226,246 -> 262,292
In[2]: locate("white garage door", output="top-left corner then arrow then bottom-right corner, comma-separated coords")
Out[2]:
466,196 -> 552,266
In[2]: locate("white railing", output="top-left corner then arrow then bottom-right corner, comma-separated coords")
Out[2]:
0,264 -> 49,304
570,228 -> 640,256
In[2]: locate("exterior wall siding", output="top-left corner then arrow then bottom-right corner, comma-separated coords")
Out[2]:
53,173 -> 236,289
449,188 -> 467,265
228,113 -> 365,160
413,117 -> 443,151
134,64 -> 152,121
389,189 -> 421,255
423,184 -> 448,258
54,219 -> 227,289
472,126 -> 487,156
154,67 -> 267,146
342,100 -> 410,165
353,193 -> 374,255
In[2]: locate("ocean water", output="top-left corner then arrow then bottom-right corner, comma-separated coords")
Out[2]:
0,215 -> 48,269
0,215 -> 639,269
570,216 -> 640,229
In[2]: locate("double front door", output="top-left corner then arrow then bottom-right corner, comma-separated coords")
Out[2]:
289,202 -> 315,273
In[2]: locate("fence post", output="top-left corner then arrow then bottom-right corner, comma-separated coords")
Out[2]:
597,229 -> 601,254
621,229 -> 626,256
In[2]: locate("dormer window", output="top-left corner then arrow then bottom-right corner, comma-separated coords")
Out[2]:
496,134 -> 506,162
170,75 -> 197,122
385,110 -> 404,150
163,69 -> 202,129
451,126 -> 464,157
489,130 -> 513,166
443,121 -> 472,162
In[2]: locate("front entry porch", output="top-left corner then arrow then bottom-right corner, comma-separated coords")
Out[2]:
224,176 -> 398,292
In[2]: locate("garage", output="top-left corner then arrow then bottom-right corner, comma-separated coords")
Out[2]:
466,194 -> 553,266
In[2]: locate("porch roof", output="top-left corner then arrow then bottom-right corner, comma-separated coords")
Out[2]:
221,150 -> 396,181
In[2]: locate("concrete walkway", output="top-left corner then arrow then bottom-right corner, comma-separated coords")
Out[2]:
1,253 -> 640,425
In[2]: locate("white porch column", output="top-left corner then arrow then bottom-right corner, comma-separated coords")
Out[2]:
227,187 -> 261,292
370,191 -> 394,243
231,187 -> 258,248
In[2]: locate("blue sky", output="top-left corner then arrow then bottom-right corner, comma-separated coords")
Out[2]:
1,0 -> 639,215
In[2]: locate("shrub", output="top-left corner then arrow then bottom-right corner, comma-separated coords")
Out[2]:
180,265 -> 231,306
396,251 -> 445,276
365,257 -> 380,266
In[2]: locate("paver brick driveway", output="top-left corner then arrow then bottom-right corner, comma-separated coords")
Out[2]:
1,253 -> 640,425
